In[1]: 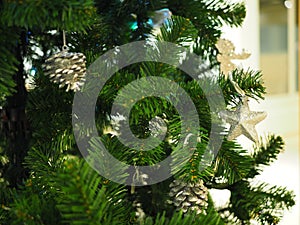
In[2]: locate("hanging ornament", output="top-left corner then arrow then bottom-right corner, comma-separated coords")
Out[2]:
216,38 -> 266,143
219,97 -> 267,143
133,200 -> 146,223
43,31 -> 86,92
129,8 -> 172,32
130,166 -> 149,194
168,179 -> 208,215
148,116 -> 167,137
215,38 -> 250,79
150,8 -> 172,29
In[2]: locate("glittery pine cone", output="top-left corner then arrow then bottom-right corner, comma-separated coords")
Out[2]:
43,50 -> 86,92
168,179 -> 209,215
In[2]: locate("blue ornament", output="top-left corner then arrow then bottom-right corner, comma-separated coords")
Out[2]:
129,8 -> 172,31
29,67 -> 37,76
151,8 -> 172,29
129,21 -> 138,30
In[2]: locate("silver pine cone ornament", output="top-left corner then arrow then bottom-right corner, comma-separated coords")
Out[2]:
168,179 -> 209,215
43,49 -> 86,92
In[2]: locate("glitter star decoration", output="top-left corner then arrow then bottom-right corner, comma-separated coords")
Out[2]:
219,97 -> 267,143
216,38 -> 251,78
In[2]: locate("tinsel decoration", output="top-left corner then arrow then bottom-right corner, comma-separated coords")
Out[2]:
168,179 -> 208,215
43,31 -> 86,92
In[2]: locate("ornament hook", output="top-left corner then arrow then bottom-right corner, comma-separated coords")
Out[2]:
229,74 -> 246,97
62,30 -> 68,51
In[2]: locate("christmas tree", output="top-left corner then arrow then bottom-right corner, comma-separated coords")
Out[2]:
0,0 -> 295,224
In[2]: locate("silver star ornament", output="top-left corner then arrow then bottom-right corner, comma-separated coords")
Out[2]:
220,97 -> 267,143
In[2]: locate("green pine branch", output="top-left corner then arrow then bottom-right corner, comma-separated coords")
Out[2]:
248,135 -> 284,178
143,193 -> 226,225
229,180 -> 295,224
143,209 -> 225,225
157,15 -> 198,47
213,141 -> 254,185
204,0 -> 246,27
55,158 -> 131,225
0,28 -> 19,100
171,132 -> 215,184
166,0 -> 245,62
219,69 -> 266,106
1,0 -> 96,32
8,191 -> 61,225
167,0 -> 245,29
254,135 -> 284,166
0,1 -> 296,224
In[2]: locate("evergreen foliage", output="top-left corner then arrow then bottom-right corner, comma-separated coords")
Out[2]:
0,0 -> 295,224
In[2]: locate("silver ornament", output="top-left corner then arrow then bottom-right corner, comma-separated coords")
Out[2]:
43,50 -> 86,92
219,97 -> 267,143
168,179 -> 209,215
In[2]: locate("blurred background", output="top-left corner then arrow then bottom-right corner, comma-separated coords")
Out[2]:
222,0 -> 299,224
